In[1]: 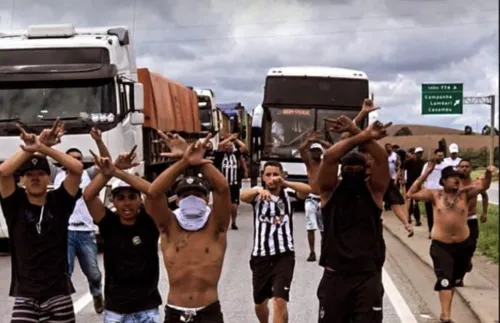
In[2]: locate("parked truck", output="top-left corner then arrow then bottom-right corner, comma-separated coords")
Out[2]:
193,88 -> 221,148
0,24 -> 203,245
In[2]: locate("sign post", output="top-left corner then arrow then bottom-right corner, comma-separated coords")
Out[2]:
421,83 -> 463,115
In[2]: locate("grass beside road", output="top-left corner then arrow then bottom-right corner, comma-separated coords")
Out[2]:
418,203 -> 498,263
471,168 -> 499,181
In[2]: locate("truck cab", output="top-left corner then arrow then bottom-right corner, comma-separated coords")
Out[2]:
193,88 -> 220,147
0,24 -> 145,242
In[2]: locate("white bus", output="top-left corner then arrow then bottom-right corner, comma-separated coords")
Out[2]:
251,66 -> 370,189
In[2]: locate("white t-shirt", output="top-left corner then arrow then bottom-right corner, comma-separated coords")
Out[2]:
444,157 -> 461,167
388,152 -> 398,179
421,160 -> 451,189
53,170 -> 97,232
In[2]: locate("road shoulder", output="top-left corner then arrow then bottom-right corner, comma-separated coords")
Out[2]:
382,211 -> 499,323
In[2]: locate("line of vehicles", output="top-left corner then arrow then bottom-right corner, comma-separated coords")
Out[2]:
0,23 -> 371,244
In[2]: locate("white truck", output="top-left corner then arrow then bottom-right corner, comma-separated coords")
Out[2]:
193,88 -> 221,148
0,24 -> 204,246
250,66 -> 370,203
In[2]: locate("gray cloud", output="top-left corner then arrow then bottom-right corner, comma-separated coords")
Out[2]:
0,0 -> 498,129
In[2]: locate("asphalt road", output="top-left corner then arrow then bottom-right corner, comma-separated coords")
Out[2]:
0,203 -> 448,323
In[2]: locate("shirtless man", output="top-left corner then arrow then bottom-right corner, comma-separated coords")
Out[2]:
146,133 -> 230,322
407,162 -> 495,323
298,131 -> 331,261
455,159 -> 489,285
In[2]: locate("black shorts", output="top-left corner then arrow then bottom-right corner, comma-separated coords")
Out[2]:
383,181 -> 404,206
429,239 -> 475,291
317,270 -> 383,323
249,252 -> 295,304
230,185 -> 240,205
467,218 -> 479,246
164,301 -> 223,323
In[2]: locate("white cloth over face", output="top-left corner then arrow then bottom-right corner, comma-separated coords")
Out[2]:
173,206 -> 211,231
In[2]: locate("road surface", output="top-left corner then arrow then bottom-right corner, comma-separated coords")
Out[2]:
0,204 -> 461,323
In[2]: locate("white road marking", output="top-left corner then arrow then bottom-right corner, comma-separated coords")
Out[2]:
382,268 -> 419,323
74,292 -> 92,314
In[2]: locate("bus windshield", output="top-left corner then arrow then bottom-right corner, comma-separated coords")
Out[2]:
316,108 -> 364,143
265,107 -> 314,158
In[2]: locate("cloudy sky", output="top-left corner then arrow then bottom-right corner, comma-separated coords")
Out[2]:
0,0 -> 498,131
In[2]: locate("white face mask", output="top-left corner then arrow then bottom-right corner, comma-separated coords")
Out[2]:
174,195 -> 210,231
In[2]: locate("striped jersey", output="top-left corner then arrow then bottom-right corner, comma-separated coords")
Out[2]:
214,150 -> 241,186
250,186 -> 296,257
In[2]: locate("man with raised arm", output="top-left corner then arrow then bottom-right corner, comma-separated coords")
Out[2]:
240,161 -> 311,323
347,100 -> 414,236
146,133 -> 230,323
455,159 -> 489,286
0,125 -> 83,322
298,131 -> 331,262
82,148 -> 162,322
316,114 -> 391,323
213,133 -> 247,230
40,124 -> 109,314
407,161 -> 496,323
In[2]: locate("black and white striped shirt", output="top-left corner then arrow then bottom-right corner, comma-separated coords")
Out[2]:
214,150 -> 241,186
250,186 -> 296,257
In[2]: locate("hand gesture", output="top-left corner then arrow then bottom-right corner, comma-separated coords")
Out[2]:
158,131 -> 188,159
114,145 -> 140,170
486,165 -> 498,174
271,176 -> 285,186
182,133 -> 213,166
90,127 -> 102,142
17,124 -> 42,153
258,189 -> 272,201
425,158 -> 437,173
362,99 -> 380,114
325,115 -> 355,134
90,150 -> 115,176
365,120 -> 392,140
39,118 -> 64,147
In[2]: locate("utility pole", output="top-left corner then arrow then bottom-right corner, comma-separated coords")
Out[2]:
463,95 -> 496,165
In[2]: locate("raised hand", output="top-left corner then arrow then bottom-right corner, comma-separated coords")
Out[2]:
90,150 -> 114,176
182,133 -> 213,166
362,99 -> 380,114
114,145 -> 140,170
365,120 -> 392,140
486,165 -> 498,174
17,124 -> 41,153
425,158 -> 437,173
90,127 -> 102,142
271,176 -> 284,186
39,118 -> 64,147
158,131 -> 188,159
258,189 -> 272,201
325,115 -> 356,134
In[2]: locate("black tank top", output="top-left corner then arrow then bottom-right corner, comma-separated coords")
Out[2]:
319,181 -> 385,272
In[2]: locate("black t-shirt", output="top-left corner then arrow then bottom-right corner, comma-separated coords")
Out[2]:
213,149 -> 242,186
99,207 -> 162,314
403,159 -> 426,186
396,149 -> 406,163
320,183 -> 384,273
0,185 -> 79,299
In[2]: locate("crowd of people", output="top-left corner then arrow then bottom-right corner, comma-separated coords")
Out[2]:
0,99 -> 495,323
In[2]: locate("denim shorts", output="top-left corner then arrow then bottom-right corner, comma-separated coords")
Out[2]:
104,307 -> 160,323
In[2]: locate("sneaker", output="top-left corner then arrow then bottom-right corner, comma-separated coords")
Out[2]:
307,252 -> 316,262
416,221 -> 422,226
93,295 -> 104,314
231,223 -> 238,230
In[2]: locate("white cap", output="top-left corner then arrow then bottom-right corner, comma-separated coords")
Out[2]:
415,147 -> 424,153
111,179 -> 132,193
449,143 -> 459,154
309,143 -> 324,151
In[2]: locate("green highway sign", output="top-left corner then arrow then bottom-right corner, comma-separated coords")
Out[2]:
421,83 -> 463,115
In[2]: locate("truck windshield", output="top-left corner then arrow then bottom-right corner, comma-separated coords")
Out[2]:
199,107 -> 212,130
0,78 -> 116,123
266,107 -> 314,158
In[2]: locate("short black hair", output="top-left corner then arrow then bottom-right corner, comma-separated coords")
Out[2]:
262,160 -> 283,173
66,148 -> 82,155
459,158 -> 472,165
434,148 -> 444,154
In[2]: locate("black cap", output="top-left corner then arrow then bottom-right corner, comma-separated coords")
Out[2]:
439,166 -> 465,185
19,155 -> 51,176
408,147 -> 416,153
175,176 -> 209,196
